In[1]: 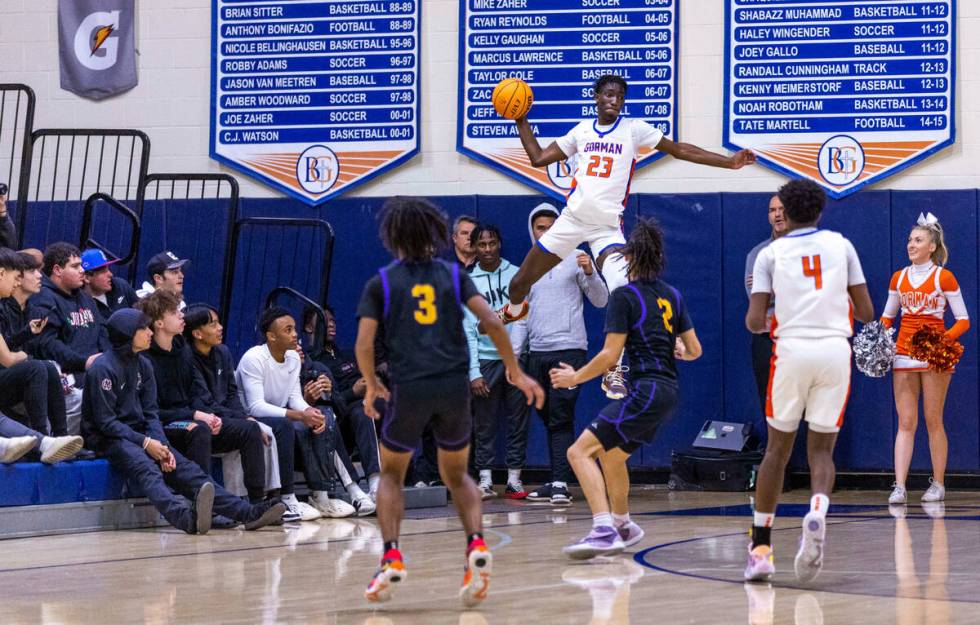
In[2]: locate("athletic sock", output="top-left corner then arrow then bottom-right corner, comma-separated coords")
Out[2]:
593,512 -> 613,529
752,511 -> 775,548
612,512 -> 630,527
467,532 -> 485,550
810,493 -> 830,517
368,473 -> 380,494
347,483 -> 367,498
312,490 -> 330,501
281,493 -> 299,506
553,481 -> 568,489
507,468 -> 521,486
479,469 -> 492,483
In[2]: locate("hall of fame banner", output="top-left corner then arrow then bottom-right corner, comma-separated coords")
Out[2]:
725,0 -> 955,199
457,0 -> 678,199
210,0 -> 420,205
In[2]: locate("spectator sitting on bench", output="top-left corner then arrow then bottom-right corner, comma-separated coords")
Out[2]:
82,308 -> 286,534
137,251 -> 188,309
81,248 -> 139,319
237,306 -> 356,520
29,242 -> 109,435
136,291 -> 268,507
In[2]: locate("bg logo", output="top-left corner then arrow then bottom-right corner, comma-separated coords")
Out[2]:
74,11 -> 120,71
818,135 -> 865,186
296,145 -> 339,194
547,156 -> 577,191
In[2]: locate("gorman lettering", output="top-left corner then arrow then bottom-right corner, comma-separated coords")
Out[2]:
583,141 -> 623,154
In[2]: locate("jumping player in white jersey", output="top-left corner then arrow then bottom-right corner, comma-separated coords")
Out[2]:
501,74 -> 756,399
743,179 -> 874,584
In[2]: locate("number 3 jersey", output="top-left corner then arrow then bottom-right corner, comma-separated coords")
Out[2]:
605,279 -> 693,384
357,259 -> 480,382
751,228 -> 866,340
556,118 -> 664,227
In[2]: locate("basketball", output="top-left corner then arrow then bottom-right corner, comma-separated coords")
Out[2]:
492,78 -> 533,120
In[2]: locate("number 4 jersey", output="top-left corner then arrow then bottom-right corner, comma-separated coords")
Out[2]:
751,228 -> 866,339
556,117 -> 664,227
357,259 -> 480,382
605,279 -> 693,384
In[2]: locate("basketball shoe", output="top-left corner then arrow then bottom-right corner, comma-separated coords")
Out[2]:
744,544 -> 775,582
365,548 -> 406,603
616,521 -> 645,548
563,526 -> 624,560
793,511 -> 825,583
497,301 -> 529,325
460,537 -> 492,607
601,366 -> 629,400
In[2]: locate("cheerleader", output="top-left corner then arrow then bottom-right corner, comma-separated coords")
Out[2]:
881,213 -> 969,504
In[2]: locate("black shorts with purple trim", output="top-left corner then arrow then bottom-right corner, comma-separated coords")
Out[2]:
380,372 -> 472,453
588,378 -> 678,454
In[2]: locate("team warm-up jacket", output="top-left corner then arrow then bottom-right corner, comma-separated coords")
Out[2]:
82,347 -> 167,449
144,334 -> 212,424
29,275 -> 109,374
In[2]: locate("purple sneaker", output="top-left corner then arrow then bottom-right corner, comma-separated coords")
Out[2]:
563,526 -> 625,560
617,521 -> 645,548
744,545 -> 775,582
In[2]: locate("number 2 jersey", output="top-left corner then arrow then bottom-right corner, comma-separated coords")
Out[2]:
605,278 -> 693,384
751,228 -> 866,340
556,117 -> 664,228
357,259 -> 480,383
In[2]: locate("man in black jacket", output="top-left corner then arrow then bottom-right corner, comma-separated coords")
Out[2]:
82,308 -> 284,534
81,249 -> 139,319
29,242 -> 109,434
136,290 -> 267,504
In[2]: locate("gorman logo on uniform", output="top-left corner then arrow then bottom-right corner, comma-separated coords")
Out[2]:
901,290 -> 942,312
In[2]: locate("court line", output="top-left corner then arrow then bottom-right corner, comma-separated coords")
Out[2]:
633,516 -> 980,604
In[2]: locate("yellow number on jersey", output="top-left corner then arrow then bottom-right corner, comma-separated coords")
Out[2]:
656,297 -> 673,333
411,284 -> 437,325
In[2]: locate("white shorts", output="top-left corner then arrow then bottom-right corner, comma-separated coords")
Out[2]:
893,353 -> 931,372
766,337 -> 851,434
536,210 -> 625,260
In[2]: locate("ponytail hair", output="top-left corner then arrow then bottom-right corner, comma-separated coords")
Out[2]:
913,221 -> 949,266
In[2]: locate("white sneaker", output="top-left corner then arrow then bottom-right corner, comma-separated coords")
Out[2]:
0,436 -> 37,463
478,477 -> 497,500
921,478 -> 945,502
351,492 -> 377,517
310,493 -> 356,518
794,512 -> 825,583
888,483 -> 907,504
286,499 -> 322,521
601,366 -> 629,400
39,435 -> 84,464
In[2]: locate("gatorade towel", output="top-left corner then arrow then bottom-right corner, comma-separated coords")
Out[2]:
58,0 -> 138,100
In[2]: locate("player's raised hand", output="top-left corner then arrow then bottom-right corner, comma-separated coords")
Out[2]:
730,149 -> 756,169
549,362 -> 578,390
363,381 -> 390,420
506,368 -> 545,409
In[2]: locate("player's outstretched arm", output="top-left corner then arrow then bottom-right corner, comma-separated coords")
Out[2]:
745,292 -> 772,333
516,116 -> 568,168
847,283 -> 875,323
466,294 -> 544,408
655,137 -> 755,170
550,332 -> 627,389
354,317 -> 390,419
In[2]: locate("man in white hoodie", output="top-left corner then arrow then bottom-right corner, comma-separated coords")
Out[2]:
510,204 -> 608,505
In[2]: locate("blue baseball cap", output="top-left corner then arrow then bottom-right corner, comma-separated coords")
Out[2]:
80,248 -> 118,273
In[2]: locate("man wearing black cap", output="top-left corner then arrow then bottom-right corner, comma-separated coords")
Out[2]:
137,251 -> 188,309
81,248 -> 139,318
83,308 -> 286,534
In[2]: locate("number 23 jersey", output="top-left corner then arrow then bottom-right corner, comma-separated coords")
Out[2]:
605,279 -> 693,384
752,228 -> 866,340
556,118 -> 664,227
357,259 -> 480,382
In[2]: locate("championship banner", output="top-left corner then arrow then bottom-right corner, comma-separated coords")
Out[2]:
725,0 -> 955,199
457,0 -> 678,200
58,0 -> 138,100
210,0 -> 421,206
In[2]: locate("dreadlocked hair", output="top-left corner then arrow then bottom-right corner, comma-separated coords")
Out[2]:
378,196 -> 450,262
621,218 -> 666,281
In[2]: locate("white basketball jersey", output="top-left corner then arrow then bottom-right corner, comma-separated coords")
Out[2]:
752,228 -> 865,339
556,118 -> 664,227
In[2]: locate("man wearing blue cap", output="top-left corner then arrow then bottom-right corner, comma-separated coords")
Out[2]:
81,249 -> 139,319
83,308 -> 287,534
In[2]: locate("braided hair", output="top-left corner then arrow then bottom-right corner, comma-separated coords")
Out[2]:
912,220 -> 949,265
620,218 -> 666,281
378,197 -> 450,262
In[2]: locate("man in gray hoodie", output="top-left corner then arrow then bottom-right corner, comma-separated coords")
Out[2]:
510,204 -> 608,505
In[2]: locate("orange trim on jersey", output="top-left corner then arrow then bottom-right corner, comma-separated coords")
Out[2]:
836,355 -> 852,428
765,316 -> 778,419
565,178 -> 578,202
621,159 -> 637,207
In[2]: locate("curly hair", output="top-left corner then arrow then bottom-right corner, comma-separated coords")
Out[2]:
42,242 -> 81,276
594,74 -> 627,97
378,197 -> 449,262
620,218 -> 666,281
777,179 -> 825,225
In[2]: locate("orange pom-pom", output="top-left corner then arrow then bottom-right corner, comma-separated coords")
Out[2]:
908,325 -> 964,372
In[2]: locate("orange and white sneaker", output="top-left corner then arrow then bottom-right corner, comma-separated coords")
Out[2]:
459,538 -> 492,608
365,549 -> 407,603
497,301 -> 529,325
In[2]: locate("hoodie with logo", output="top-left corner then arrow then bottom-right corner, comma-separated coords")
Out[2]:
463,257 -> 520,380
30,275 -> 109,375
510,204 -> 609,354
